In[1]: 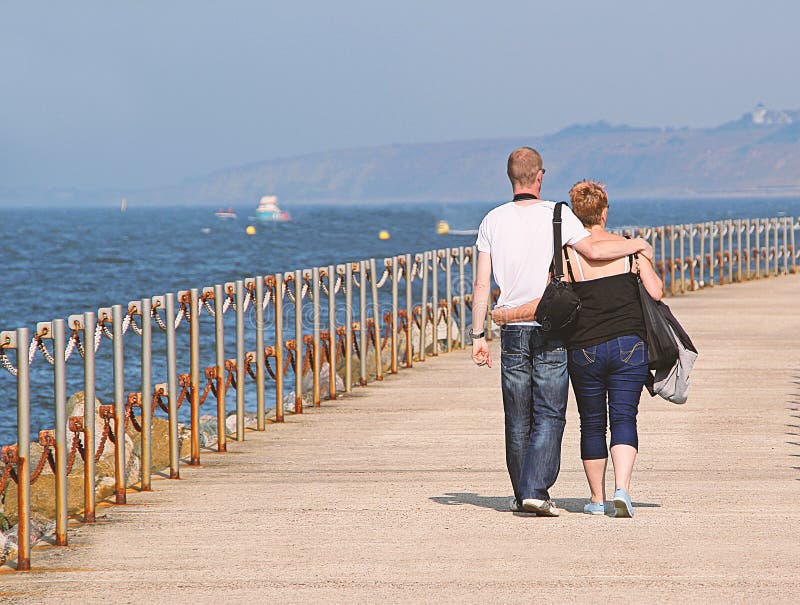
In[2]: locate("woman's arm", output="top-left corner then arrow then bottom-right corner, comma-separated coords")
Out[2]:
638,255 -> 663,300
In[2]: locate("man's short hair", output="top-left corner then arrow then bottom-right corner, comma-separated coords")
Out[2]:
507,147 -> 543,188
569,180 -> 608,227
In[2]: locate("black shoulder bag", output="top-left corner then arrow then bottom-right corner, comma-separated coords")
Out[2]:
534,202 -> 581,333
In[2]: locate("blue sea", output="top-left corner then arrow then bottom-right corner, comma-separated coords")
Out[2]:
1,197 -> 799,445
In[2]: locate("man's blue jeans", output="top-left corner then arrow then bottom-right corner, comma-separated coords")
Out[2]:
500,325 -> 569,503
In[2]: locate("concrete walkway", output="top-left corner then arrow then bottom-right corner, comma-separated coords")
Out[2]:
3,274 -> 800,604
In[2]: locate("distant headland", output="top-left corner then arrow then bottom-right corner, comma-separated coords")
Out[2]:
3,105 -> 800,206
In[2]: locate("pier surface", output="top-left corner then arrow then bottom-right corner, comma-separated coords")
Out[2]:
3,274 -> 800,604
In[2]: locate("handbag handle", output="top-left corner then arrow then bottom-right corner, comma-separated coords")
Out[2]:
551,202 -> 566,279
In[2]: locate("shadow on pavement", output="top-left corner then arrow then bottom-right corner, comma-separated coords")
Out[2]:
429,492 -> 661,513
429,492 -> 510,511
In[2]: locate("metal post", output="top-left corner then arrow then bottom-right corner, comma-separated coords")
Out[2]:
369,258 -> 383,379
295,269 -> 304,411
458,247 -> 466,347
755,220 -> 761,279
235,280 -> 246,439
431,250 -> 439,356
781,217 -> 789,275
213,284 -> 227,452
668,227 -> 676,295
43,319 -> 68,545
390,257 -> 398,374
445,249 -> 453,351
16,328 -> 31,569
275,273 -> 285,419
791,216 -> 798,273
345,263 -> 354,391
679,227 -> 686,293
358,261 -> 368,385
140,299 -> 152,490
111,305 -> 126,504
165,293 -> 179,479
255,277 -> 266,430
189,289 -> 201,465
419,252 -> 428,362
82,313 -> 96,519
404,253 -> 413,367
736,219 -> 743,281
773,219 -> 780,276
312,267 -> 321,404
327,264 -> 337,398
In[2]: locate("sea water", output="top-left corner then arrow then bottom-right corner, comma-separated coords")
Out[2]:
1,197 -> 798,444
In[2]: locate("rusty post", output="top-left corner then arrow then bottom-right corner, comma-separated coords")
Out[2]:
312,266 -> 322,403
390,257 -> 398,374
369,258 -> 383,379
165,293 -> 180,479
295,269 -> 304,411
431,250 -> 439,356
345,263 -> 353,392
189,289 -> 201,465
255,276 -> 266,430
419,252 -> 428,361
140,298 -> 152,490
275,273 -> 285,420
82,312 -> 97,519
235,280 -> 246,439
15,328 -> 31,569
213,284 -> 227,451
404,253 -> 413,367
327,264 -> 337,398
111,305 -> 126,504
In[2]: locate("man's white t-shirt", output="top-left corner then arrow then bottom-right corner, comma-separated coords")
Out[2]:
475,200 -> 589,325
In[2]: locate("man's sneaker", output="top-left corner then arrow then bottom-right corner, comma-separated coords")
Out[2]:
613,488 -> 634,518
583,501 -> 606,515
521,498 -> 560,517
509,497 -> 522,512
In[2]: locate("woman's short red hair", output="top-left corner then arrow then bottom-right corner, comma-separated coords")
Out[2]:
569,180 -> 608,227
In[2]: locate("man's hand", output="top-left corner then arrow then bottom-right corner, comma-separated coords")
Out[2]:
471,338 -> 492,367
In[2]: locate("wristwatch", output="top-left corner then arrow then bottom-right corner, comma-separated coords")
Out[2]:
469,328 -> 486,340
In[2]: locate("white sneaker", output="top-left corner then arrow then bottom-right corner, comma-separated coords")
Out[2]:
521,498 -> 560,517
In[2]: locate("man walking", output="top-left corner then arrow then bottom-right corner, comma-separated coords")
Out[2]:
470,147 -> 651,516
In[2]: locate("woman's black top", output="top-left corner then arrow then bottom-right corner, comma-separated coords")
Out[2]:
565,270 -> 646,350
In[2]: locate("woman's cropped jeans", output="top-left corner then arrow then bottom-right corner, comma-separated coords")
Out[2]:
500,325 -> 568,503
568,334 -> 649,460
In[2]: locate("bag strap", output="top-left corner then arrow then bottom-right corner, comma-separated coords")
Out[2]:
551,202 -> 566,279
563,245 -> 577,282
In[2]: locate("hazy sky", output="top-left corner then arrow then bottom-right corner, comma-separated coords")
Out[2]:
1,1 -> 797,190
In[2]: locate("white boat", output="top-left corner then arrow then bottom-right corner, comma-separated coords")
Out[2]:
255,195 -> 290,222
214,207 -> 237,220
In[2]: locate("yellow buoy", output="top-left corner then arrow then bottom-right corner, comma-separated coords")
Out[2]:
246,225 -> 256,235
436,220 -> 450,235
378,230 -> 390,240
